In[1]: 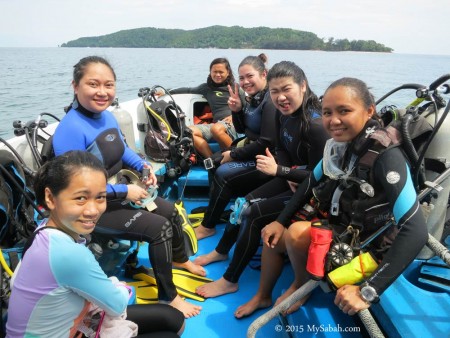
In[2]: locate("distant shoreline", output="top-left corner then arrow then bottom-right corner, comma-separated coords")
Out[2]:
60,25 -> 393,53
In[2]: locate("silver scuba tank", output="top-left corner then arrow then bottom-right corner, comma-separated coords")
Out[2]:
419,105 -> 450,259
424,107 -> 450,164
136,101 -> 148,155
111,99 -> 136,151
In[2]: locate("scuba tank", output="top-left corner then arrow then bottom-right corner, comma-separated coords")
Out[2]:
136,100 -> 148,155
111,98 -> 137,152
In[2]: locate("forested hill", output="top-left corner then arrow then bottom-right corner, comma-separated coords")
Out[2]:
61,26 -> 393,52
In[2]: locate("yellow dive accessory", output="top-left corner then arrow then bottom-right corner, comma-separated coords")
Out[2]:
327,251 -> 378,289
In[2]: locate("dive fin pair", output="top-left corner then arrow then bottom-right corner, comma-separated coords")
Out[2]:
126,264 -> 212,302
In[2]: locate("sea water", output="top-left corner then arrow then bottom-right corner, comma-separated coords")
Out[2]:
1,47 -> 449,139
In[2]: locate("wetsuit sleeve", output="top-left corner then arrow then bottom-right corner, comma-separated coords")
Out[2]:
232,110 -> 246,134
276,160 -> 324,226
121,147 -> 147,171
53,241 -> 129,316
230,99 -> 277,160
368,147 -> 428,295
231,88 -> 248,133
169,83 -> 206,95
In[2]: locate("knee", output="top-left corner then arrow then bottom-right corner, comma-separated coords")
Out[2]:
286,221 -> 311,248
210,123 -> 225,136
190,126 -> 203,138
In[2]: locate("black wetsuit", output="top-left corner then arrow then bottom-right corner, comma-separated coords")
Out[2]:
201,91 -> 277,229
217,108 -> 331,284
53,103 -> 188,302
277,121 -> 428,295
170,81 -> 241,122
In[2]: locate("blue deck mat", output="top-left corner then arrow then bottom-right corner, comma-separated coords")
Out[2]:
135,220 -> 295,338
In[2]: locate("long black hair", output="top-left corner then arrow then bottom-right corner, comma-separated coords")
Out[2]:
34,150 -> 107,210
206,57 -> 236,87
324,77 -> 381,124
267,61 -> 321,148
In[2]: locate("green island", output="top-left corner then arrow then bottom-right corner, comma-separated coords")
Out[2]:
61,25 -> 393,52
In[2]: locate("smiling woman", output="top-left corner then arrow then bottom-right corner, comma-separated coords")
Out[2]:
52,55 -> 205,318
6,151 -> 185,337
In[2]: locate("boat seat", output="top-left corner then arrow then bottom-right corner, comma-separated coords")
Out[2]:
417,236 -> 450,293
370,260 -> 450,337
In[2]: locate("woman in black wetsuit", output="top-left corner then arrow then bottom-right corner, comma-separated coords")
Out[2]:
235,77 -> 428,318
195,61 -> 330,298
169,57 -> 245,158
194,53 -> 277,240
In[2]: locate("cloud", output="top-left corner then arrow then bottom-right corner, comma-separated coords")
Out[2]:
0,0 -> 449,55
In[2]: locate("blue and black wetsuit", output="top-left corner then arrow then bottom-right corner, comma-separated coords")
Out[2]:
53,104 -> 188,302
217,107 -> 330,284
276,120 -> 428,295
201,91 -> 277,230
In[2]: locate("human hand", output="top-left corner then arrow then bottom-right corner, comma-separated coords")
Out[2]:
261,221 -> 285,248
154,89 -> 165,97
287,180 -> 298,192
221,115 -> 233,124
256,148 -> 277,176
227,84 -> 242,112
142,164 -> 158,187
221,150 -> 232,164
126,184 -> 148,204
334,285 -> 371,316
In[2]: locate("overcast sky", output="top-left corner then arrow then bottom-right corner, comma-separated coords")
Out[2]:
1,0 -> 449,55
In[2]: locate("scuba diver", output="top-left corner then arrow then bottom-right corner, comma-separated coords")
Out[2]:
235,77 -> 428,318
52,56 -> 203,318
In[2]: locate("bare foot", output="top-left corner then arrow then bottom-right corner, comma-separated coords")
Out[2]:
169,295 -> 202,318
193,250 -> 228,266
173,260 -> 206,277
274,285 -> 311,316
234,294 -> 272,319
194,225 -> 216,240
196,277 -> 238,298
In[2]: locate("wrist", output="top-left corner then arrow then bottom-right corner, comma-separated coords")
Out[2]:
359,282 -> 379,304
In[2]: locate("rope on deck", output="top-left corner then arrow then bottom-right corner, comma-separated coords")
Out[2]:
246,281 -> 387,338
427,233 -> 450,265
358,309 -> 385,338
247,280 -> 319,338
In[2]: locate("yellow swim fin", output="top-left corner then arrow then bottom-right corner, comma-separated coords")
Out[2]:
187,213 -> 204,228
127,280 -> 159,304
174,200 -> 198,256
127,265 -> 211,302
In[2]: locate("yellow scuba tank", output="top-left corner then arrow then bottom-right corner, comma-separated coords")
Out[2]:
111,99 -> 136,151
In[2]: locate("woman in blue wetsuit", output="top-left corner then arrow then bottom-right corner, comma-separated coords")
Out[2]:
193,54 -> 277,240
195,61 -> 330,298
52,56 -> 202,318
6,151 -> 185,338
169,57 -> 245,158
235,77 -> 428,318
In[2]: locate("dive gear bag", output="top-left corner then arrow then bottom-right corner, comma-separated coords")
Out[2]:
137,88 -> 196,176
0,150 -> 37,247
